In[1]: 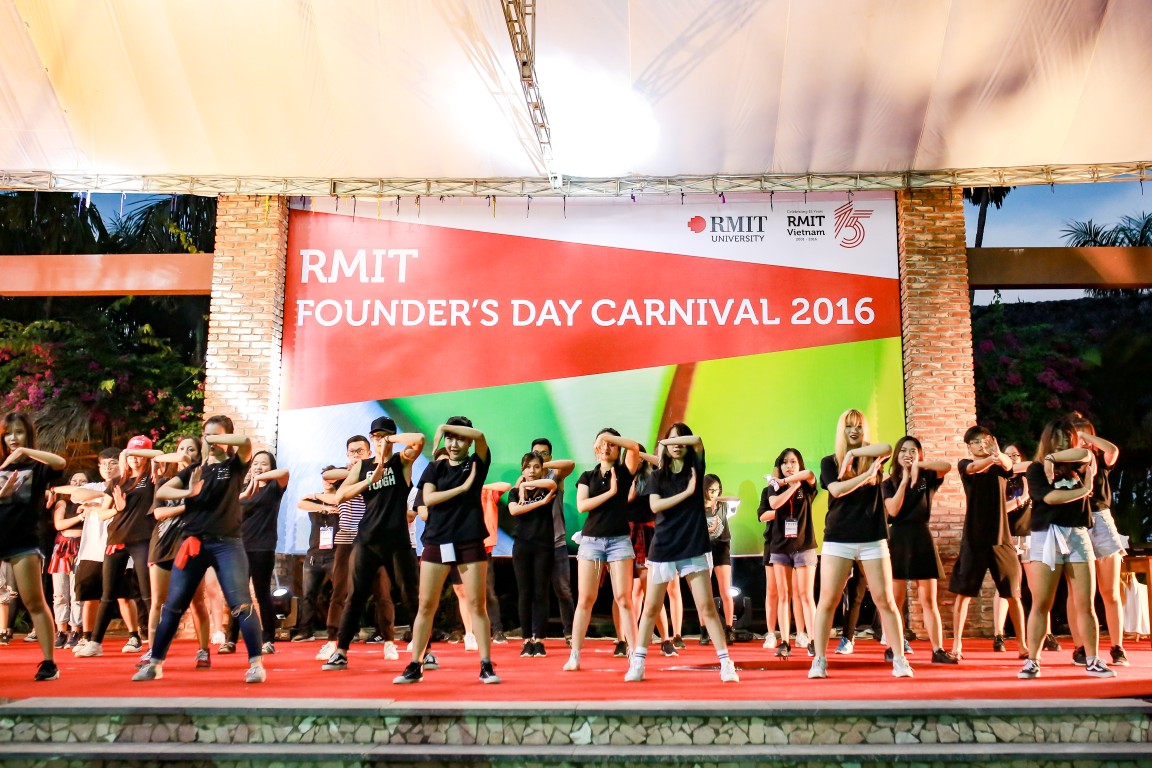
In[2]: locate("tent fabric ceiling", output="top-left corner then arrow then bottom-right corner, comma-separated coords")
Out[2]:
1,0 -> 1150,187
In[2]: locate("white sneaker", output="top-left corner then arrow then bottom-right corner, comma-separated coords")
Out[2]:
795,631 -> 810,648
210,630 -> 226,646
562,649 -> 580,671
245,664 -> 267,684
383,641 -> 399,660
624,655 -> 645,682
808,656 -> 828,679
761,632 -> 777,650
834,637 -> 854,655
719,658 -> 739,683
463,632 -> 478,652
892,656 -> 915,678
75,641 -> 103,657
315,640 -> 336,661
121,636 -> 142,653
72,638 -> 88,654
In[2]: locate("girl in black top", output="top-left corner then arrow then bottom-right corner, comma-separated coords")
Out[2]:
993,443 -> 1032,652
808,409 -> 909,679
703,474 -> 739,645
1019,418 -> 1113,679
759,448 -> 818,659
882,436 -> 954,664
628,447 -> 677,654
508,451 -> 557,657
627,423 -> 738,683
224,450 -> 289,654
0,412 -> 66,681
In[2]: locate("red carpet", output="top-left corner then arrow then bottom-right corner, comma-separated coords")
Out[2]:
3,637 -> 1151,702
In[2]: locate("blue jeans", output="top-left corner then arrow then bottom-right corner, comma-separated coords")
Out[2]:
151,537 -> 263,662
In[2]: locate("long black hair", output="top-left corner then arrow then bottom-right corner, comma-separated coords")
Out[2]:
656,422 -> 696,483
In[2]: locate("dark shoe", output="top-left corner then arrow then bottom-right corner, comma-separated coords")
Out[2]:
1111,646 -> 1130,667
23,630 -> 38,642
932,648 -> 959,665
401,629 -> 413,643
992,634 -> 1006,653
0,629 -> 12,645
1043,633 -> 1062,652
807,641 -> 816,657
290,632 -> 312,642
672,635 -> 686,650
564,635 -> 572,647
479,660 -> 501,684
365,633 -> 385,644
54,632 -> 67,649
1072,646 -> 1087,666
422,652 -> 439,670
884,646 -> 894,662
492,631 -> 508,644
725,625 -> 736,645
66,631 -> 80,649
776,640 -> 792,659
533,641 -> 546,657
661,639 -> 677,657
699,628 -> 711,646
521,641 -> 535,658
393,661 -> 423,684
613,640 -> 628,657
218,641 -> 236,655
321,652 -> 349,671
34,660 -> 59,681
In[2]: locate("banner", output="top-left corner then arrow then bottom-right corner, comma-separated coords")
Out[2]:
276,193 -> 906,556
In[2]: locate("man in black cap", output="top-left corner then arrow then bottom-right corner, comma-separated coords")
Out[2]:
321,416 -> 426,672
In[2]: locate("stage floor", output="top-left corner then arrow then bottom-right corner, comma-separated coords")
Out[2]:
3,635 -> 1151,703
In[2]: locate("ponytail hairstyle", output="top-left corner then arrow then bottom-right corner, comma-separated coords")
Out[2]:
888,436 -> 923,485
833,409 -> 872,478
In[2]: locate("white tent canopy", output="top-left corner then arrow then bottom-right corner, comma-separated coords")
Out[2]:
2,0 -> 1151,195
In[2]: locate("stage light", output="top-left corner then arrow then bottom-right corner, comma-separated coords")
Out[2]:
728,586 -> 742,599
271,587 -> 294,621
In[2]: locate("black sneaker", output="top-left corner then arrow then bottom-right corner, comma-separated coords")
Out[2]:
34,660 -> 59,681
365,633 -> 385,644
699,628 -> 711,646
564,635 -> 572,647
776,640 -> 792,659
492,631 -> 508,644
0,630 -> 11,645
884,646 -> 894,662
660,639 -> 677,657
53,632 -> 67,649
932,648 -> 959,665
321,652 -> 349,671
533,641 -> 546,657
725,625 -> 736,645
392,661 -> 423,684
520,641 -> 535,658
1072,646 -> 1087,666
672,635 -> 686,650
807,641 -> 815,657
66,631 -> 80,649
422,652 -> 439,670
479,660 -> 501,684
1043,634 -> 1062,652
992,634 -> 1006,653
1111,646 -> 1130,667
612,640 -> 628,657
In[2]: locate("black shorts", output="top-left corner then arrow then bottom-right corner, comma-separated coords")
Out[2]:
710,539 -> 731,568
948,543 -> 1021,598
75,560 -> 104,601
420,539 -> 487,566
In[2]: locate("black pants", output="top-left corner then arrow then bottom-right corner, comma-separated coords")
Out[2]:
91,540 -> 151,643
327,543 -> 393,640
227,549 -> 276,645
513,539 -> 552,639
337,539 -> 419,648
841,564 -> 869,641
551,545 -> 575,636
294,552 -> 335,636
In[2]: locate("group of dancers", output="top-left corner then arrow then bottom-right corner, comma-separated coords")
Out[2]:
0,404 -> 1129,684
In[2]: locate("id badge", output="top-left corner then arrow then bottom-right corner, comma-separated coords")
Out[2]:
319,526 -> 334,550
784,519 -> 799,538
440,543 -> 457,563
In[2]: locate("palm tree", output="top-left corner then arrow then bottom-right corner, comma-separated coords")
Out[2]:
963,186 -> 1015,247
1061,212 -> 1152,297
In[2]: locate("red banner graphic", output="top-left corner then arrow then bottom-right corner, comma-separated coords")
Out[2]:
281,210 -> 899,409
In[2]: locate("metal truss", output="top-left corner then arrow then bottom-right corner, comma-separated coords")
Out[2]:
1,162 -> 1148,198
500,0 -> 559,188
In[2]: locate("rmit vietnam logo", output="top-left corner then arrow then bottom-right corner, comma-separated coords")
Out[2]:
834,201 -> 872,248
687,216 -> 707,233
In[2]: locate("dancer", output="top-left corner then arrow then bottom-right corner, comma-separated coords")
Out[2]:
47,472 -> 91,648
760,448 -> 818,659
133,414 -> 265,683
508,452 -> 557,657
882,436 -> 956,664
563,428 -> 641,672
0,412 -> 66,680
627,423 -> 739,683
703,474 -> 737,646
993,443 -> 1033,652
808,409 -> 910,679
292,466 -> 341,642
628,446 -> 676,656
529,438 -> 577,645
949,426 -> 1027,659
394,417 -> 496,684
1018,418 -> 1114,679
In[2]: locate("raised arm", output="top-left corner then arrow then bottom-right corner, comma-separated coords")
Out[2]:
1078,432 -> 1119,466
205,433 -> 253,463
0,447 -> 66,471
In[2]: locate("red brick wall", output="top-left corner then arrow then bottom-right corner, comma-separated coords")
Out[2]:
203,195 -> 289,453
896,187 -> 987,635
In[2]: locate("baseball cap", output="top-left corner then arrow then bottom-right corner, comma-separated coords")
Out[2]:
369,416 -> 397,435
127,435 -> 153,450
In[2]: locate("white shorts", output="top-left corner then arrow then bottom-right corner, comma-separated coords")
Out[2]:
821,539 -> 890,562
647,553 -> 713,585
1028,526 -> 1094,570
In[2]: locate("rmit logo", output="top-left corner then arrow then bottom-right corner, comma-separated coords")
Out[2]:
687,216 -> 707,233
686,215 -> 769,233
834,201 -> 873,248
786,213 -> 825,228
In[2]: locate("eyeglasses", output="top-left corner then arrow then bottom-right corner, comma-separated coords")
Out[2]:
99,460 -> 119,469
347,447 -> 369,456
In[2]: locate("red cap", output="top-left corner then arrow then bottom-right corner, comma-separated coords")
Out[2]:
126,435 -> 153,450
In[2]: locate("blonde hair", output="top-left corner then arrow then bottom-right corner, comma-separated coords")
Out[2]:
833,408 -> 873,478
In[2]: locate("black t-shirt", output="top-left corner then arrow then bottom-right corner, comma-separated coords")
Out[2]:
819,455 -> 887,543
357,453 -> 413,546
1005,473 -> 1032,536
1090,449 -> 1115,512
576,464 -> 634,538
647,451 -> 710,562
177,454 -> 249,539
627,473 -> 656,525
510,485 -> 553,545
306,507 -> 341,557
0,459 -> 62,557
957,458 -> 1012,549
419,451 -> 491,545
107,474 -> 156,546
1026,462 -> 1093,531
760,479 -> 817,554
239,481 -> 285,551
882,471 -> 944,527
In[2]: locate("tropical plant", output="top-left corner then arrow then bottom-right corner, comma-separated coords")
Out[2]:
962,186 -> 1014,248
1061,211 -> 1152,298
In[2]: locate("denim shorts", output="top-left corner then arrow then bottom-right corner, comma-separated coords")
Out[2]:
821,539 -> 890,562
577,535 -> 635,563
768,548 -> 819,568
647,553 -> 713,585
1028,526 -> 1093,569
1088,509 -> 1127,559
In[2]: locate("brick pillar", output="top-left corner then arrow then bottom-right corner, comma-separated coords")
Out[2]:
203,195 -> 289,452
896,187 -> 985,637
